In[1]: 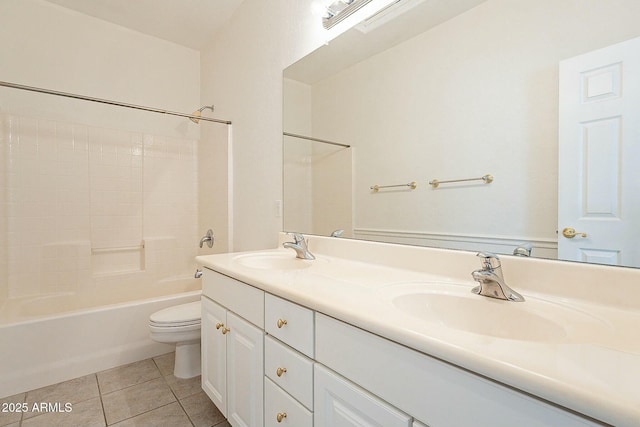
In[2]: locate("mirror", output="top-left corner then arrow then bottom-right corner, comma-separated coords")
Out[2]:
283,0 -> 640,268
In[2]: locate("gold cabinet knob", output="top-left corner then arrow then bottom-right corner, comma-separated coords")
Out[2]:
276,412 -> 287,423
276,367 -> 287,377
221,327 -> 230,335
215,323 -> 224,330
277,319 -> 288,328
562,227 -> 587,239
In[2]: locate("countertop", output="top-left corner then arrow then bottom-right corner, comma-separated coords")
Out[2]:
196,240 -> 640,427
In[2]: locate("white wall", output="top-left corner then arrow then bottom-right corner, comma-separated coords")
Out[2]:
0,0 -> 204,299
202,0 -> 640,252
200,0 -> 397,251
0,0 -> 200,136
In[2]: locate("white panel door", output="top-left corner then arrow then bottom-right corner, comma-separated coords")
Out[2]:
201,297 -> 228,417
558,36 -> 640,266
226,311 -> 264,427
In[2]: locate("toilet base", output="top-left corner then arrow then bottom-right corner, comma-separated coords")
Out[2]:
174,340 -> 201,379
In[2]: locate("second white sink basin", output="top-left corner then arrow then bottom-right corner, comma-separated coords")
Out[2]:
381,283 -> 607,343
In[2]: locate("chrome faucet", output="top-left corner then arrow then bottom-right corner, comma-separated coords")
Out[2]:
513,242 -> 533,257
330,229 -> 344,237
471,252 -> 524,302
283,233 -> 315,260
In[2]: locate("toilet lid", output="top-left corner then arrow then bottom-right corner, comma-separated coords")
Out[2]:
150,301 -> 201,325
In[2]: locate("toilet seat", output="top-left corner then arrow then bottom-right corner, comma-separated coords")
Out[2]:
150,319 -> 200,328
149,301 -> 201,328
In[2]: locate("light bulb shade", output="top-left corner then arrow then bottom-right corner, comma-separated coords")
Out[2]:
322,0 -> 373,29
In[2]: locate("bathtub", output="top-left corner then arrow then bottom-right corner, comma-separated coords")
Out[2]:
0,277 -> 201,399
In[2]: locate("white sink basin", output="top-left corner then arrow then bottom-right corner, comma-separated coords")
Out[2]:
381,283 -> 606,343
233,252 -> 316,270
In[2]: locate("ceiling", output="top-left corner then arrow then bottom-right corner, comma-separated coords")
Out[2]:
44,0 -> 245,51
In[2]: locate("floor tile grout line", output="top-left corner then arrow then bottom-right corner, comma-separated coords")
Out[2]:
100,359 -> 178,426
97,358 -> 165,395
105,401 -> 181,427
20,389 -> 26,426
21,373 -> 101,420
101,378 -> 176,426
99,373 -> 164,397
96,373 -> 108,427
161,375 -> 196,427
19,378 -> 97,426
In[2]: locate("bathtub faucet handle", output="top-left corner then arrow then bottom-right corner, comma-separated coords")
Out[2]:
199,229 -> 214,248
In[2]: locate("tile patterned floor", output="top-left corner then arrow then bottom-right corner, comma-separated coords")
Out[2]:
0,353 -> 229,427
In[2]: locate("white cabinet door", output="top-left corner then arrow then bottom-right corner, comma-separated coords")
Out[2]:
314,364 -> 411,427
226,311 -> 264,427
201,297 -> 227,417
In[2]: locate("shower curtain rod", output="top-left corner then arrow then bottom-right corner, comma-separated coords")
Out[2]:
283,132 -> 350,148
0,80 -> 232,125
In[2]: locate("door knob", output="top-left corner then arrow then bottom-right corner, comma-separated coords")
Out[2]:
562,227 -> 587,238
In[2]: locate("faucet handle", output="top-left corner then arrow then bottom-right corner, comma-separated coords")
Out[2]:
199,229 -> 215,248
330,229 -> 344,238
476,251 -> 501,270
286,232 -> 305,244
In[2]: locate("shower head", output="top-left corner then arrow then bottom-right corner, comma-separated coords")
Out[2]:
189,105 -> 215,124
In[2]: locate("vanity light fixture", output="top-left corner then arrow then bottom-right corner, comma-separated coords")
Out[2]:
355,0 -> 426,33
323,0 -> 373,29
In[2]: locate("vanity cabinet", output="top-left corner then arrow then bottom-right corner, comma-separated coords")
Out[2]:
200,262 -> 603,427
201,271 -> 265,427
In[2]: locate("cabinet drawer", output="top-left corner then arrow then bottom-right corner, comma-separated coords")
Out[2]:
203,269 -> 264,328
265,294 -> 314,357
265,377 -> 312,427
265,336 -> 313,410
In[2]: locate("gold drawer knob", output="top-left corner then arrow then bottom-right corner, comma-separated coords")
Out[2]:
221,327 -> 230,335
277,318 -> 288,328
276,412 -> 287,423
215,323 -> 224,330
276,367 -> 287,377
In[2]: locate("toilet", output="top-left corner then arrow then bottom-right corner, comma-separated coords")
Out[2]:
149,301 -> 201,379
